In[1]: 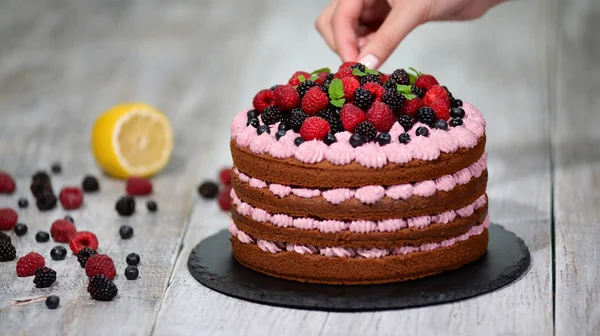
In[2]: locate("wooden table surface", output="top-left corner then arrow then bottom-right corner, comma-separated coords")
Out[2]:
0,0 -> 598,335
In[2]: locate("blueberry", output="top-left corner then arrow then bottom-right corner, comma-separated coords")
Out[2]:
51,163 -> 62,174
294,137 -> 305,146
119,225 -> 134,240
146,200 -> 158,212
449,118 -> 464,127
416,126 -> 429,137
278,121 -> 290,131
125,266 -> 139,280
14,223 -> 28,236
247,118 -> 259,128
18,198 -> 28,208
246,109 -> 258,119
434,119 -> 449,130
450,107 -> 465,119
115,196 -> 135,216
376,132 -> 391,146
64,215 -> 74,223
349,133 -> 364,148
455,99 -> 463,107
35,231 -> 50,243
126,252 -> 140,266
45,295 -> 60,309
323,133 -> 337,146
256,125 -> 270,135
198,181 -> 219,199
50,246 -> 67,261
82,175 -> 99,192
398,132 -> 411,144
275,130 -> 286,140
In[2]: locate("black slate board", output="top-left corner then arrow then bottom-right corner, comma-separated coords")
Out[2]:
187,224 -> 530,312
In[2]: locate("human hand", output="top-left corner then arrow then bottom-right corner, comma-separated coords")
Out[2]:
316,0 -> 505,69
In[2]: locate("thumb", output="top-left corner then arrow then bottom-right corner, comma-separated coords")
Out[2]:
357,7 -> 422,70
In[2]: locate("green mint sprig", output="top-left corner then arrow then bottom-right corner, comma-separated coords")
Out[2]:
328,78 -> 346,107
311,67 -> 331,75
396,84 -> 417,100
298,75 -> 306,83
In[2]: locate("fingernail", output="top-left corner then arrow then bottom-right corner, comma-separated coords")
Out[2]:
359,54 -> 379,69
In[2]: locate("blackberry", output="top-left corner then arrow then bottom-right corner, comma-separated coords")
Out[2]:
320,73 -> 335,93
14,223 -> 28,236
246,109 -> 258,119
398,132 -> 411,144
349,133 -> 364,148
350,63 -> 366,72
246,118 -> 259,128
126,252 -> 141,266
323,133 -> 337,146
411,85 -> 425,98
353,87 -> 374,110
383,78 -> 397,91
77,247 -> 97,267
88,275 -> 118,301
269,84 -> 280,90
119,225 -> 134,240
51,163 -> 62,174
288,108 -> 308,132
30,172 -> 53,199
0,241 -> 16,261
355,121 -> 377,142
450,118 -> 464,127
450,107 -> 465,119
360,74 -> 382,86
275,130 -> 286,140
82,175 -> 100,193
382,89 -> 405,110
296,80 -> 318,98
125,266 -> 139,280
18,198 -> 29,208
256,125 -> 270,135
46,295 -> 60,309
34,267 -> 57,288
443,86 -> 453,97
64,215 -> 74,223
198,181 -> 219,199
417,107 -> 437,126
377,132 -> 392,146
434,119 -> 449,130
0,231 -> 10,244
147,200 -> 158,212
261,106 -> 281,125
278,121 -> 290,131
294,137 -> 305,146
397,115 -> 414,131
36,191 -> 57,211
416,126 -> 430,137
317,107 -> 343,133
51,246 -> 67,261
35,231 -> 50,243
115,196 -> 135,216
390,69 -> 410,85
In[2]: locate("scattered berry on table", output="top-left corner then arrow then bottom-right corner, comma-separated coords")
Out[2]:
51,163 -> 62,174
0,241 -> 16,262
30,171 -> 52,197
14,223 -> 28,236
296,80 -> 318,98
81,175 -> 100,193
16,252 -> 45,277
360,74 -> 382,86
0,171 -> 16,194
382,89 -> 405,110
416,126 -> 430,137
246,109 -> 258,119
125,265 -> 139,280
397,115 -> 414,132
85,254 -> 116,280
398,132 -> 411,144
362,82 -> 385,101
219,168 -> 232,186
119,225 -> 134,240
414,73 -> 439,91
36,191 -> 58,211
390,69 -> 410,85
450,118 -> 464,127
0,208 -> 18,230
354,121 -> 377,142
50,219 -> 77,243
261,106 -> 281,125
77,247 -> 97,267
341,76 -> 360,100
35,231 -> 50,243
349,133 -> 364,148
252,89 -> 275,113
299,116 -> 331,141
198,181 -> 219,199
0,231 -> 10,243
256,125 -> 270,135
46,295 -> 60,309
340,104 -> 367,132
126,252 -> 140,266
274,84 -> 300,111
88,275 -> 118,301
125,177 -> 153,196
115,196 -> 136,216
423,85 -> 451,120
18,198 -> 28,208
247,118 -> 259,128
69,231 -> 99,255
323,133 -> 337,146
64,215 -> 74,223
434,119 -> 449,130
301,86 -> 329,115
146,200 -> 158,212
288,108 -> 308,132
288,71 -> 311,86
34,267 -> 56,288
217,189 -> 231,211
367,102 -> 395,132
450,107 -> 465,119
51,246 -> 67,261
417,107 -> 437,127
59,187 -> 84,210
377,132 -> 392,146
353,87 -> 374,110
294,137 -> 305,146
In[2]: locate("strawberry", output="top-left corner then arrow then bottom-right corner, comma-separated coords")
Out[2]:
252,89 -> 275,113
288,71 -> 311,86
340,104 -> 367,132
334,67 -> 354,80
16,252 -> 45,277
415,74 -> 439,91
423,85 -> 451,120
50,219 -> 77,243
274,84 -> 300,111
341,77 -> 360,101
367,102 -> 395,132
301,87 -> 329,115
362,82 -> 385,101
0,171 -> 16,194
400,97 -> 423,117
299,117 -> 330,141
0,208 -> 18,230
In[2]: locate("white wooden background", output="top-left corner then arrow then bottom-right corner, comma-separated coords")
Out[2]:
0,0 -> 597,335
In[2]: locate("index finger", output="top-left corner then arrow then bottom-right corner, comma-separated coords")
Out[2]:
331,0 -> 363,62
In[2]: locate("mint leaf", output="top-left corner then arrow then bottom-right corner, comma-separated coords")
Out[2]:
367,69 -> 380,75
403,93 -> 417,100
309,74 -> 319,82
328,78 -> 345,100
298,75 -> 306,83
409,67 -> 422,76
396,84 -> 413,94
331,98 -> 345,108
352,68 -> 366,77
408,67 -> 421,85
311,67 -> 331,75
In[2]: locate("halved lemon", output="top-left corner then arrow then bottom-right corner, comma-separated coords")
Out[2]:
91,102 -> 173,179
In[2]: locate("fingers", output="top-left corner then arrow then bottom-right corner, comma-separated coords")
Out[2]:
315,0 -> 339,52
331,0 -> 364,62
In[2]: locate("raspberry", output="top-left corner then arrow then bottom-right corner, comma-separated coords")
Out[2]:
288,108 -> 308,132
397,115 -> 415,132
261,106 -> 281,125
354,121 -> 377,142
341,76 -> 360,100
0,208 -> 18,230
340,104 -> 367,132
299,116 -> 330,141
217,188 -> 231,211
219,168 -> 232,185
288,71 -> 311,86
417,107 -> 437,126
125,177 -> 153,196
274,84 -> 300,111
415,74 -> 439,91
353,87 -> 374,110
333,67 -> 354,80
296,80 -> 318,98
252,89 -> 275,113
58,187 -> 84,210
77,247 -> 97,268
390,69 -> 410,85
85,254 -> 116,279
115,195 -> 136,216
400,97 -> 423,116
33,267 -> 57,288
50,219 -> 77,243
88,275 -> 118,301
70,231 -> 99,255
423,85 -> 451,120
360,74 -> 382,86
317,107 -> 343,133
0,171 -> 16,194
382,89 -> 405,110
367,102 -> 395,132
313,72 -> 329,85
301,87 -> 329,115
0,241 -> 16,261
338,61 -> 357,70
16,252 -> 45,277
362,82 -> 385,101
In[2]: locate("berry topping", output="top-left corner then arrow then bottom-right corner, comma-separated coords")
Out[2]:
14,223 -> 28,236
299,116 -> 331,141
450,107 -> 465,118
354,121 -> 377,142
16,252 -> 45,277
296,80 -> 318,98
50,246 -> 67,261
86,254 -> 116,280
339,61 -> 358,70
416,126 -> 430,137
323,133 -> 337,146
274,84 -> 300,111
390,69 -> 410,85
397,115 -> 414,132
400,97 -> 423,116
217,189 -> 231,211
398,132 -> 411,144
294,137 -> 305,146
417,107 -> 437,127
340,104 -> 367,132
317,107 -> 344,133
360,74 -> 382,86
415,73 -> 439,91
246,109 -> 258,119
0,208 -> 18,230
288,71 -> 311,86
349,133 -> 364,148
288,108 -> 309,132
82,175 -> 100,193
411,85 -> 425,98
450,118 -> 464,127
35,231 -> 50,243
59,187 -> 84,210
198,181 -> 219,199
119,225 -> 134,240
147,200 -> 158,212
362,82 -> 385,101
46,295 -> 60,309
256,125 -> 270,135
51,163 -> 62,174
115,196 -> 136,216
350,63 -> 366,72
88,275 -> 118,301
454,99 -> 463,107
51,218 -> 77,243
423,85 -> 450,120
77,247 -> 97,267
125,265 -> 139,280
341,76 -> 360,100
353,87 -> 374,110
377,132 -> 392,146
36,191 -> 57,211
69,231 -> 99,255
434,119 -> 449,130
261,106 -> 281,125
382,89 -> 405,110
18,198 -> 28,208
367,102 -> 395,132
313,72 -> 329,85
334,66 -> 354,80
126,177 -> 153,196
247,118 -> 259,128
0,171 -> 16,194
126,252 -> 141,266
252,89 -> 275,113
0,241 -> 16,262
301,87 -> 329,115
34,267 -> 56,288
278,121 -> 290,131
275,130 -> 286,140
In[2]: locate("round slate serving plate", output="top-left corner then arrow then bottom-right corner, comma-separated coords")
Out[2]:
187,224 -> 530,312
